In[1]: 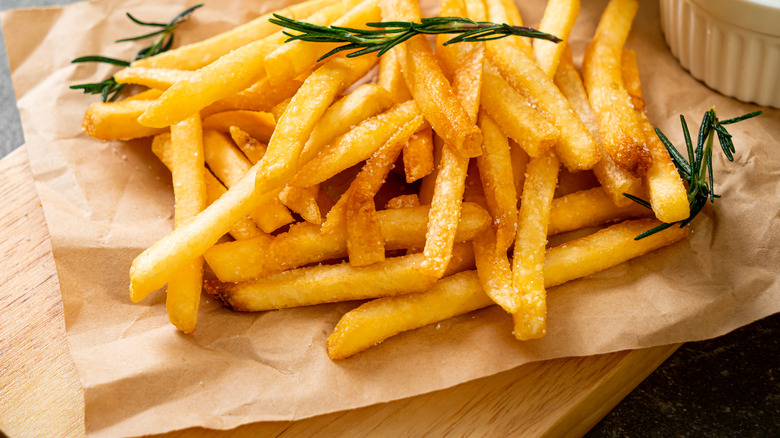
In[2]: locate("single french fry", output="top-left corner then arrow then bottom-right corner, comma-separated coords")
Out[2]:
302,83 -> 395,165
229,126 -> 268,164
320,114 -> 425,233
480,62 -> 559,158
582,0 -> 651,176
166,114 -> 207,333
512,153 -> 559,340
477,112 -> 518,253
114,67 -> 190,90
264,0 -> 381,85
402,127 -> 434,183
486,38 -> 600,171
377,48 -> 412,103
622,49 -> 690,223
327,270 -> 494,359
543,218 -> 690,286
138,0 -> 361,128
421,144 -> 470,278
204,243 -> 476,312
329,218 -> 689,358
385,194 -> 421,209
554,46 -> 643,206
279,185 -> 323,224
205,202 -> 489,282
203,110 -> 275,144
151,132 -> 266,241
381,0 -> 482,158
509,139 -> 530,201
131,0 -> 339,70
346,195 -> 386,266
292,100 -> 420,188
82,99 -> 165,140
533,0 -> 580,78
548,187 -> 650,236
464,163 -> 517,314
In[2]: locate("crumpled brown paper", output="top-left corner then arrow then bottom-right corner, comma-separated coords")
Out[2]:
2,0 -> 778,436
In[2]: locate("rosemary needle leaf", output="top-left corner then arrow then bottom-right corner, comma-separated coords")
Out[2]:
125,12 -> 168,27
72,56 -> 131,66
622,193 -> 653,210
654,127 -> 691,179
680,115 -> 695,172
716,130 -> 734,162
694,110 -> 712,173
634,222 -> 675,241
720,110 -> 762,125
116,29 -> 168,43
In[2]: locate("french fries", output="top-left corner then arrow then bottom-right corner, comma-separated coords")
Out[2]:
512,153 -> 560,340
621,50 -> 690,223
328,219 -> 690,359
205,243 -> 475,312
76,0 -> 697,358
381,0 -> 483,158
165,114 -> 207,333
554,45 -> 644,206
204,202 -> 490,283
137,0 -> 364,128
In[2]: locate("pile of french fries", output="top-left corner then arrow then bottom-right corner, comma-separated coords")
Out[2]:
80,0 -> 692,359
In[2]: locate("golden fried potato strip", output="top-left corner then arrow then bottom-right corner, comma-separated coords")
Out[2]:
166,114 -> 207,333
512,153 -> 560,340
582,0 -> 651,176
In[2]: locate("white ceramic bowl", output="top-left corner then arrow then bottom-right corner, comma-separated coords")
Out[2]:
659,0 -> 780,108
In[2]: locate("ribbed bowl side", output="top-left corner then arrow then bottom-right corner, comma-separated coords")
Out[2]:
659,0 -> 780,108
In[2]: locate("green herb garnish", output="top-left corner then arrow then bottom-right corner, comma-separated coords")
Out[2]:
268,14 -> 561,62
70,4 -> 203,102
624,107 -> 762,240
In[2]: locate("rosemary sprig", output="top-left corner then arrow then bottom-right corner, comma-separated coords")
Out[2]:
70,4 -> 203,102
269,14 -> 561,61
624,107 -> 762,240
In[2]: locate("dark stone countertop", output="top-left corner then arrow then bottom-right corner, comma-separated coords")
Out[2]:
1,1 -> 777,436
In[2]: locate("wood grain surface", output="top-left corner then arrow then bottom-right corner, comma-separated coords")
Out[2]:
0,147 -> 680,437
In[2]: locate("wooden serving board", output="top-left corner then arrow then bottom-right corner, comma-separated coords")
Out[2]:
0,146 -> 680,438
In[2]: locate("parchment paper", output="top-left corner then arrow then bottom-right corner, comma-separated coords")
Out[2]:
3,0 -> 779,436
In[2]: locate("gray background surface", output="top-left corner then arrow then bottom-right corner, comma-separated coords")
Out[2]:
0,0 -> 777,436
